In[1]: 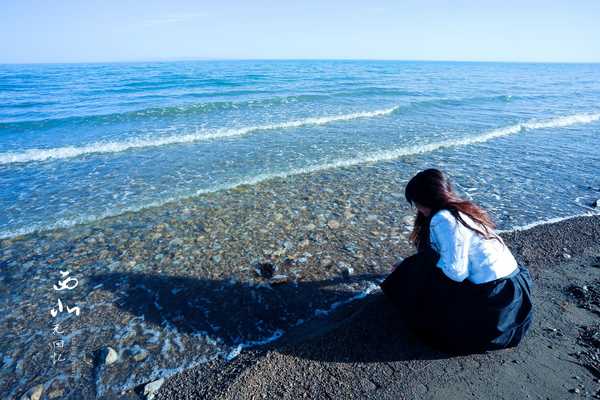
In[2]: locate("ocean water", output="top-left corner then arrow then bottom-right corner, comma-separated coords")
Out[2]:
1,60 -> 599,238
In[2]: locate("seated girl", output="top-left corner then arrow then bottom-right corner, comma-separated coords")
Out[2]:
381,168 -> 533,353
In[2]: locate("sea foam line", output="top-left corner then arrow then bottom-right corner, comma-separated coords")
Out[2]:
1,112 -> 599,239
498,211 -> 600,233
0,106 -> 400,165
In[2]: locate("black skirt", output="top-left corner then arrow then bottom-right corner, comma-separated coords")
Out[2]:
380,248 -> 533,353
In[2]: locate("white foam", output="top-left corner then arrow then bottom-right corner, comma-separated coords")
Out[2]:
224,329 -> 285,361
314,281 -> 381,317
499,211 -> 600,233
0,106 -> 400,165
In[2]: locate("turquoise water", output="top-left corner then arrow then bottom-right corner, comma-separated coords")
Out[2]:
1,60 -> 599,237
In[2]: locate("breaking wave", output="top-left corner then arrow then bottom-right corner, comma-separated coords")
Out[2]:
0,106 -> 400,165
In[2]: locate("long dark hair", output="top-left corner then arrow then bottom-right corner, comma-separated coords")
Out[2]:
404,169 -> 501,250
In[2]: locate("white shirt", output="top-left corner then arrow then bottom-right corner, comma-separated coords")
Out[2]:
429,209 -> 518,284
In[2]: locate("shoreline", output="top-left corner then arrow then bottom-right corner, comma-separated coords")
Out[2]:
1,158 -> 599,399
155,214 -> 600,400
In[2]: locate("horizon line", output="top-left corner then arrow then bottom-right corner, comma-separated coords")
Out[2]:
2,57 -> 600,66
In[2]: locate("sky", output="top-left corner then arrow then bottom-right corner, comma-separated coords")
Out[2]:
1,0 -> 599,64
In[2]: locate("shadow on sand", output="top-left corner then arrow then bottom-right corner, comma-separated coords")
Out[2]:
89,271 -> 451,366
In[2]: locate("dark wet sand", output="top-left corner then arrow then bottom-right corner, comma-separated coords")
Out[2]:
154,215 -> 600,400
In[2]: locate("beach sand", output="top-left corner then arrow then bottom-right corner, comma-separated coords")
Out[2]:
153,215 -> 600,400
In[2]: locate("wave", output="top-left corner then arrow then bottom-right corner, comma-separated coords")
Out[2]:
2,112 -> 600,239
0,93 -> 326,129
0,91 -> 550,129
0,106 -> 400,165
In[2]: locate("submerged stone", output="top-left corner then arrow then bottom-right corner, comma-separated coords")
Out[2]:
327,220 -> 341,229
98,346 -> 119,365
254,262 -> 277,279
143,378 -> 165,400
270,275 -> 290,285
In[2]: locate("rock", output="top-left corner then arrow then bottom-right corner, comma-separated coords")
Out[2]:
168,238 -> 183,248
569,388 -> 580,394
563,253 -> 572,260
416,383 -> 429,395
48,388 -> 64,399
298,239 -> 310,248
212,255 -> 222,263
338,262 -> 354,277
282,257 -> 295,267
344,209 -> 354,219
327,220 -> 341,229
270,275 -> 290,285
143,378 -> 165,400
99,346 -> 118,365
593,199 -> 600,208
305,223 -> 316,231
402,215 -> 414,225
133,348 -> 149,362
254,262 -> 277,279
343,243 -> 358,256
267,246 -> 285,257
320,257 -> 334,268
27,384 -> 44,400
360,378 -> 377,391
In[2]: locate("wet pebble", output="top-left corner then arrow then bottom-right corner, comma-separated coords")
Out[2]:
168,238 -> 183,248
298,239 -> 310,248
22,384 -> 43,400
402,215 -> 414,225
98,346 -> 119,365
344,208 -> 354,219
327,220 -> 341,229
47,387 -> 64,399
143,378 -> 165,400
343,243 -> 359,257
338,261 -> 354,277
270,275 -> 290,285
133,348 -> 149,362
320,257 -> 334,268
254,262 -> 277,279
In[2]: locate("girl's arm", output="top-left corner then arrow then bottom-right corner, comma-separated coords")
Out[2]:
430,211 -> 470,282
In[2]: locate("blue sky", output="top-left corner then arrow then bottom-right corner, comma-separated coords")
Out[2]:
1,0 -> 599,64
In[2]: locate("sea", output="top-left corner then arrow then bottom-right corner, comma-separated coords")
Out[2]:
2,60 -> 600,397
1,60 -> 599,238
